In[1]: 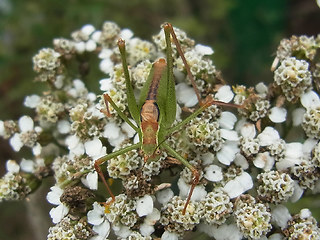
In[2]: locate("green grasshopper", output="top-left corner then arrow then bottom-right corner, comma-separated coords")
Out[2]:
95,23 -> 239,214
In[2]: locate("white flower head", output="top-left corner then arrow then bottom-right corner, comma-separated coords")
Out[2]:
299,208 -> 312,219
215,85 -> 234,103
19,115 -> 34,132
84,138 -> 106,160
271,205 -> 291,229
253,152 -> 275,171
292,108 -> 305,126
9,133 -> 23,152
219,111 -> 237,130
300,90 -> 320,109
277,142 -> 303,170
20,159 -> 34,173
99,78 -> 114,91
136,195 -> 154,217
175,82 -> 198,107
240,122 -> 256,139
85,39 -> 97,52
47,186 -> 69,224
24,95 -> 40,108
87,202 -> 111,239
74,41 -> 85,54
66,134 -> 85,155
57,120 -> 71,134
195,44 -> 214,55
198,223 -> 243,240
257,127 -> 280,146
156,188 -> 174,205
220,129 -> 239,141
289,181 -> 304,202
161,231 -> 179,240
217,141 -> 239,165
144,208 -> 161,226
223,172 -> 253,198
204,165 -> 223,182
234,153 -> 249,169
139,223 -> 155,237
269,107 -> 287,123
119,28 -> 134,41
103,121 -> 126,147
81,171 -> 98,190
91,30 -> 101,42
178,178 -> 207,201
81,24 -> 95,37
6,160 -> 20,173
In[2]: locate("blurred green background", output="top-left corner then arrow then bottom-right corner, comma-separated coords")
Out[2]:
0,0 -> 319,239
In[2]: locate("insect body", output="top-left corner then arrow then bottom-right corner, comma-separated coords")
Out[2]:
95,23 -> 240,214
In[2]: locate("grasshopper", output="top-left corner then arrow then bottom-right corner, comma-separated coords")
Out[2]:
95,23 -> 239,214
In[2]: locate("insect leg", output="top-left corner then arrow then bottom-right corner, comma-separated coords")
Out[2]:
162,143 -> 200,215
94,143 -> 141,203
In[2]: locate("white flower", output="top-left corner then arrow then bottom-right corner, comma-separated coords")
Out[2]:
292,108 -> 305,126
24,94 -> 40,108
6,160 -> 20,173
103,121 -> 126,147
66,134 -> 85,155
271,205 -> 291,229
257,127 -> 280,146
144,208 -> 160,226
239,122 -> 256,139
57,120 -> 71,134
81,171 -> 98,190
100,58 -> 114,75
119,28 -> 134,41
136,195 -> 154,217
139,223 -> 154,237
255,82 -> 268,95
86,39 -> 97,52
20,159 -> 34,173
178,178 -> 207,201
253,152 -> 274,171
161,231 -> 179,240
195,44 -> 214,55
199,223 -> 243,240
99,78 -> 114,91
300,90 -> 320,109
0,120 -> 4,136
81,24 -> 95,37
300,208 -> 312,219
204,165 -> 223,182
217,141 -> 239,165
276,142 -> 303,170
9,133 -> 23,152
156,188 -> 174,205
91,31 -> 101,42
269,107 -> 287,123
121,119 -> 137,138
87,202 -> 110,239
215,85 -> 234,103
175,82 -> 198,107
75,41 -> 86,54
290,181 -> 304,202
234,153 -> 249,169
84,138 -> 106,160
223,172 -> 253,198
219,112 -> 237,130
201,152 -> 215,165
47,186 -> 69,224
220,129 -> 239,141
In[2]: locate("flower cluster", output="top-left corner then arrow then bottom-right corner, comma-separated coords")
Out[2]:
0,21 -> 320,240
